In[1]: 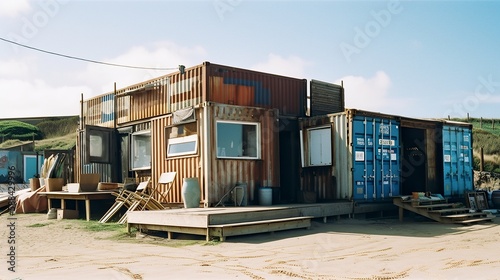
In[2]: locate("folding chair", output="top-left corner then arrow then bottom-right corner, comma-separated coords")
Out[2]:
157,172 -> 177,204
99,178 -> 153,223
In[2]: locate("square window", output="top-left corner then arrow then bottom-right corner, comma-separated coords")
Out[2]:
300,127 -> 332,167
166,122 -> 198,158
216,121 -> 260,159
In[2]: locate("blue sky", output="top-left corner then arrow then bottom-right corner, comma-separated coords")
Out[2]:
1,0 -> 499,119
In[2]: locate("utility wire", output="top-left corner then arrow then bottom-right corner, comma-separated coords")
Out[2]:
0,36 -> 178,71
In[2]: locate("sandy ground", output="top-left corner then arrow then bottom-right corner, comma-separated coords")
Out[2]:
1,212 -> 499,280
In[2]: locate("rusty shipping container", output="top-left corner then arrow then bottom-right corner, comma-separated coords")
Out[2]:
149,103 -> 279,206
78,61 -> 305,206
81,61 -> 306,130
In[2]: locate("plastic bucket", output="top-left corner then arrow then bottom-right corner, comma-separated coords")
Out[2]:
258,187 -> 272,206
182,178 -> 200,208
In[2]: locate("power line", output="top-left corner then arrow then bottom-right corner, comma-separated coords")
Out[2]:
0,37 -> 179,71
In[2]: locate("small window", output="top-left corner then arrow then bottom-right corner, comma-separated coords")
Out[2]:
85,125 -> 112,164
131,130 -> 151,170
166,122 -> 198,158
167,135 -> 198,157
300,126 -> 332,167
216,121 -> 260,159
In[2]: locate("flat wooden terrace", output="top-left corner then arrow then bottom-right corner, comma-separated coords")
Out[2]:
126,202 -> 396,241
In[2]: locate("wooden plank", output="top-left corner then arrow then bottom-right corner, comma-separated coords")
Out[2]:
442,213 -> 487,219
414,203 -> 455,209
129,223 -> 208,237
127,210 -> 209,227
208,208 -> 302,225
209,216 -> 314,228
209,217 -> 312,240
455,218 -> 494,224
428,208 -> 469,214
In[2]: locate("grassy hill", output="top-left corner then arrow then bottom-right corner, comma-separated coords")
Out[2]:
452,118 -> 500,173
0,116 -> 78,151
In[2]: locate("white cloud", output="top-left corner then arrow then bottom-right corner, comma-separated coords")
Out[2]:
77,41 -> 207,96
336,71 -> 413,114
0,78 -> 88,118
0,58 -> 32,78
251,53 -> 309,79
0,0 -> 31,17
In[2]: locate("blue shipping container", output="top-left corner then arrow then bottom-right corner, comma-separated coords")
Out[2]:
351,115 -> 400,201
442,124 -> 473,197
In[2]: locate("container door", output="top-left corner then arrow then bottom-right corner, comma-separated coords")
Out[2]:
352,116 -> 400,201
442,125 -> 473,197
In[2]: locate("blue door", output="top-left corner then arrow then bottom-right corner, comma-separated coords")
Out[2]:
442,125 -> 473,197
352,116 -> 400,201
23,154 -> 44,183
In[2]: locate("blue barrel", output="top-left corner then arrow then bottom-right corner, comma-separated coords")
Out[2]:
182,178 -> 200,208
258,187 -> 273,206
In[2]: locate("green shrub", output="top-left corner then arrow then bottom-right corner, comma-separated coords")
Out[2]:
0,120 -> 43,141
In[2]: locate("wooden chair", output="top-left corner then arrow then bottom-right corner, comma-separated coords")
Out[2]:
100,178 -> 157,223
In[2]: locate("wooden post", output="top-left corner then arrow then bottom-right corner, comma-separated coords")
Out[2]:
467,113 -> 470,121
480,117 -> 483,129
493,119 -> 495,130
480,147 -> 484,172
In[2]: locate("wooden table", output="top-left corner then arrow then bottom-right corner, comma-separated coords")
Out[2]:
38,191 -> 116,221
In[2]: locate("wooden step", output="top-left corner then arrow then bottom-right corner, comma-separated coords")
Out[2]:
412,199 -> 447,205
442,213 -> 487,219
415,203 -> 455,210
454,217 -> 494,224
428,208 -> 470,214
209,216 -> 313,241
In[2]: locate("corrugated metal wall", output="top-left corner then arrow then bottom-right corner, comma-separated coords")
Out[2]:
206,62 -> 307,117
150,103 -> 279,206
150,111 -> 203,204
82,93 -> 115,128
299,115 -> 338,201
82,61 -> 306,128
207,103 -> 280,206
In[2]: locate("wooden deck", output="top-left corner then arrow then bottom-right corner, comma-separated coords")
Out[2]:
127,202 -> 388,241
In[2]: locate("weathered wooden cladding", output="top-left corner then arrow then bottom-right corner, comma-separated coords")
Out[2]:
206,63 -> 307,117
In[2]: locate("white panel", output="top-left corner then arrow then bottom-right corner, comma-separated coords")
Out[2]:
309,128 -> 332,166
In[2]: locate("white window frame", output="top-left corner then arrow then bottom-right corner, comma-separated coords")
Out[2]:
216,120 -> 261,160
167,134 -> 198,157
300,126 -> 332,167
131,130 -> 151,171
